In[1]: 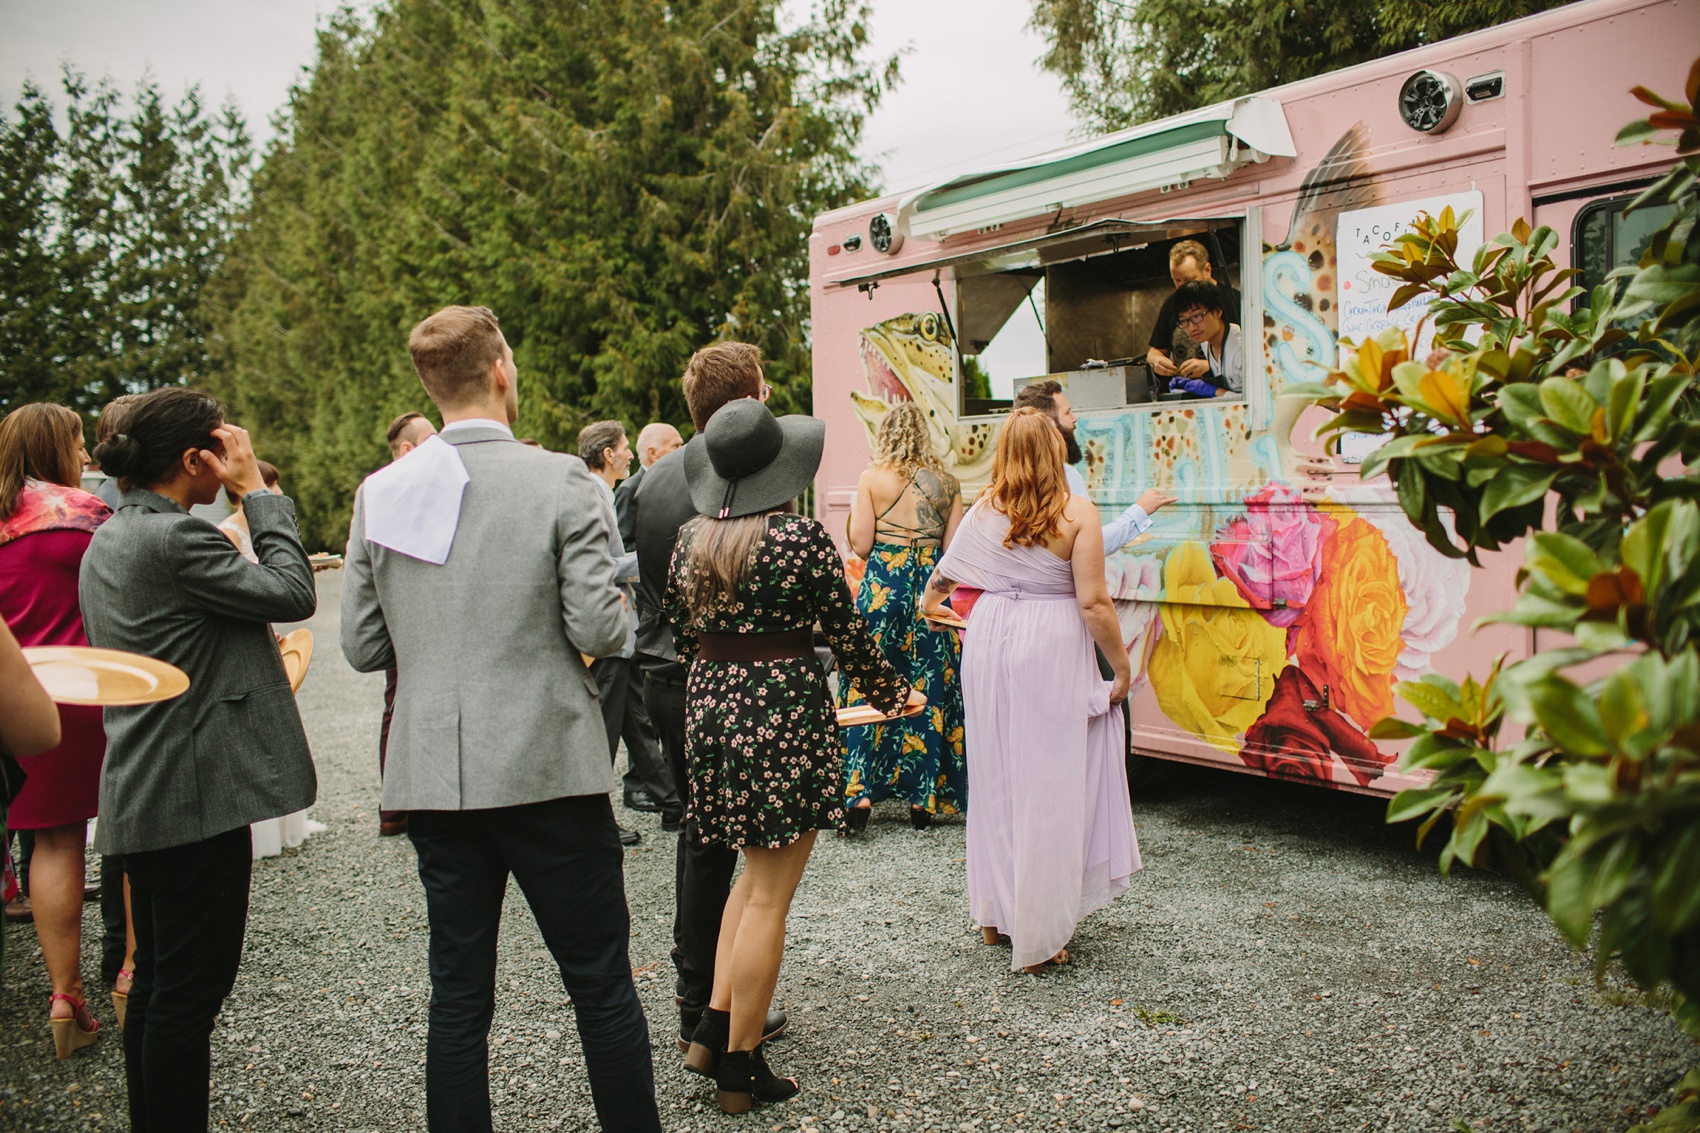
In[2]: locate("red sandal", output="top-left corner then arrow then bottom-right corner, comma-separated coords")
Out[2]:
49,993 -> 99,1060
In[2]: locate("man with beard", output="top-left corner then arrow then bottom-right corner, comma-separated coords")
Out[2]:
1010,380 -> 1172,553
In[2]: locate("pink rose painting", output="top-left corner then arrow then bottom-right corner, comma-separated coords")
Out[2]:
1210,484 -> 1337,633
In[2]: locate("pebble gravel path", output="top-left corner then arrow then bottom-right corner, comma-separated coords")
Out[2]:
1,570 -> 1693,1132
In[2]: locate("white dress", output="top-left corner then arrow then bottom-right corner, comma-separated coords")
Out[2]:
220,513 -> 317,861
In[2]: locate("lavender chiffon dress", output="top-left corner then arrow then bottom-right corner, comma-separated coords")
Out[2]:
937,501 -> 1141,971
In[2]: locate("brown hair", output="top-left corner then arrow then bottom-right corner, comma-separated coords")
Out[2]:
674,512 -> 772,621
986,408 -> 1070,549
682,342 -> 762,431
225,460 -> 280,505
577,420 -> 626,470
1169,239 -> 1210,273
95,394 -> 141,444
1011,379 -> 1062,418
90,387 -> 224,492
0,404 -> 85,520
407,306 -> 505,408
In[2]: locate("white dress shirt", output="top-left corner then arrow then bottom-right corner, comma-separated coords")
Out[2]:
1202,323 -> 1245,395
1064,463 -> 1152,554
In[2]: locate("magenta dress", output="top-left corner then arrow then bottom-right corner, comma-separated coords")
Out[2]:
1,519 -> 107,830
936,500 -> 1141,971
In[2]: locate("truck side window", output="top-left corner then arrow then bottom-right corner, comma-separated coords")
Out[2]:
1572,193 -> 1677,313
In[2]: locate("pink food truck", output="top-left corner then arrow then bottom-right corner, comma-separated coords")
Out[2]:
807,0 -> 1694,794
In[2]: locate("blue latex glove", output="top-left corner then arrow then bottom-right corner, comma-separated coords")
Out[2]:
1168,376 -> 1219,398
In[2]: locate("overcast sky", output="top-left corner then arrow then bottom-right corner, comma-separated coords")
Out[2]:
0,0 -> 1077,194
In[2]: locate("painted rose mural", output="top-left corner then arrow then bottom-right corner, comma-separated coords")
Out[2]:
1133,480 -> 1465,788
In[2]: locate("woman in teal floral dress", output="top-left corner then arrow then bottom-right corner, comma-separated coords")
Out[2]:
841,401 -> 968,831
666,398 -> 916,1112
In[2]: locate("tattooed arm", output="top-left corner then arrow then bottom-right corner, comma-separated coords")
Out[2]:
918,564 -> 959,624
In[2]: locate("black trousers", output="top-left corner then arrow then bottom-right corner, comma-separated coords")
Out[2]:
408,795 -> 661,1133
123,825 -> 252,1133
639,665 -> 737,1017
593,657 -> 678,814
100,854 -> 126,984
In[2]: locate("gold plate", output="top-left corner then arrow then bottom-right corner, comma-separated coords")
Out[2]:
836,699 -> 929,728
278,629 -> 314,693
23,647 -> 191,707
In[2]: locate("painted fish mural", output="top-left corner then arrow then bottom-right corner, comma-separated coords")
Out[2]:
850,312 -> 998,498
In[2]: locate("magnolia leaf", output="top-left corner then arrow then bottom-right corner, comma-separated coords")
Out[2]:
1479,464 -> 1556,523
1385,786 -> 1455,825
1395,680 -> 1466,723
1538,376 -> 1597,435
1527,676 -> 1611,756
1650,824 -> 1700,933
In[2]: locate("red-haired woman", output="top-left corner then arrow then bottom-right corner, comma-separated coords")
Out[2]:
921,407 -> 1159,974
0,403 -> 111,1058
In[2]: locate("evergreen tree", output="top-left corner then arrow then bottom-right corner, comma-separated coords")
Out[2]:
0,68 -> 249,422
212,0 -> 896,549
1028,0 -> 1579,131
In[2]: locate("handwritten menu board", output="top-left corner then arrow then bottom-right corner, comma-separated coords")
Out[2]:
1336,191 -> 1484,360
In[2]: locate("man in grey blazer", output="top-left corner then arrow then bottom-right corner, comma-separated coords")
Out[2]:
340,305 -> 661,1133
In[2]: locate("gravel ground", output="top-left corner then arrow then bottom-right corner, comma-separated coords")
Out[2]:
2,568 -> 1693,1132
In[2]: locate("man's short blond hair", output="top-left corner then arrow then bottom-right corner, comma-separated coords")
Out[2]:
1169,239 -> 1211,272
407,305 -> 505,408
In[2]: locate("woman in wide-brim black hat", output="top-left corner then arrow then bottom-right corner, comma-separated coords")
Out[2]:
665,397 -> 922,1112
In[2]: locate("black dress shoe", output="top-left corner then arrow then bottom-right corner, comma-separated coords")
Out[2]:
618,826 -> 642,847
660,812 -> 684,833
623,789 -> 663,814
910,807 -> 932,830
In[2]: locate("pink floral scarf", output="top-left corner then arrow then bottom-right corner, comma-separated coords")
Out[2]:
0,480 -> 111,550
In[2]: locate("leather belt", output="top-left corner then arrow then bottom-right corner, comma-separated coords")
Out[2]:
696,628 -> 815,663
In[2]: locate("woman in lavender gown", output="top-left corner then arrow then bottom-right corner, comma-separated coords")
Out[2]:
921,407 -> 1154,974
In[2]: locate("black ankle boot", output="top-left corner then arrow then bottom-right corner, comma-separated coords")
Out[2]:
684,1007 -> 728,1078
910,806 -> 932,830
715,1043 -> 799,1113
843,804 -> 871,835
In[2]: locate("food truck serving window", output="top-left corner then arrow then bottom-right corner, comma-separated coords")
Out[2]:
953,221 -> 1245,417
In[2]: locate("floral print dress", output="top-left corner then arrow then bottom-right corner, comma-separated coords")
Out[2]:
838,541 -> 967,814
666,513 -> 911,850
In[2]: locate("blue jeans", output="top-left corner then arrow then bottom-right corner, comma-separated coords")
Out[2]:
408,795 -> 660,1133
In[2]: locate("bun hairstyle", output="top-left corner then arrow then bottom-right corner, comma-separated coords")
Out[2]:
91,387 -> 224,492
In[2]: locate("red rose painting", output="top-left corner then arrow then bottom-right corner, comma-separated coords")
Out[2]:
1241,666 -> 1392,787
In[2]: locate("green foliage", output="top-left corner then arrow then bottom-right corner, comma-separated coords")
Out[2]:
1027,0 -> 1577,131
209,0 -> 895,550
1296,63 -> 1700,1084
0,69 -> 250,423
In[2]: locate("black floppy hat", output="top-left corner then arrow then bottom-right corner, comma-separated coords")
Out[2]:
684,399 -> 826,519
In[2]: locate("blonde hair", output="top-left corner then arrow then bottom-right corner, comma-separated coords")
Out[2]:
674,512 -> 772,621
1169,239 -> 1210,272
986,408 -> 1069,549
871,401 -> 944,475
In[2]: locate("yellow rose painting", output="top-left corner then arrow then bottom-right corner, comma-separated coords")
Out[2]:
1149,543 -> 1289,752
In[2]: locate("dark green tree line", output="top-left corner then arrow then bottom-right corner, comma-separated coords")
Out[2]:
1028,0 -> 1580,131
210,0 -> 896,550
0,69 -> 250,420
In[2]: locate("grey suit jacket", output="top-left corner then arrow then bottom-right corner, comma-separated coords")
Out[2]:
340,427 -> 628,811
80,489 -> 318,855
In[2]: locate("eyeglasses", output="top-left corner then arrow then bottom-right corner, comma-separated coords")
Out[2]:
758,382 -> 771,402
1180,311 -> 1212,328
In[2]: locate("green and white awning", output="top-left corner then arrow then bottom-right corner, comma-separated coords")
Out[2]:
902,97 -> 1295,242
